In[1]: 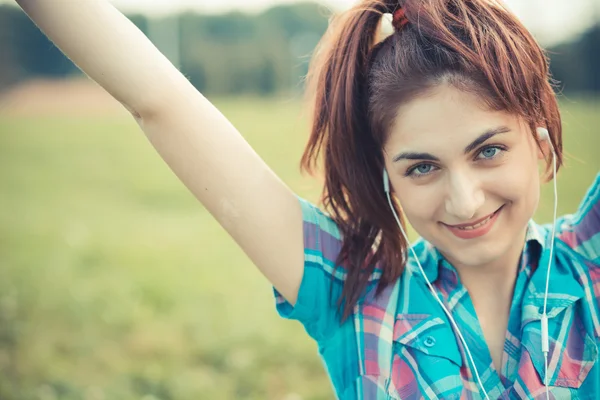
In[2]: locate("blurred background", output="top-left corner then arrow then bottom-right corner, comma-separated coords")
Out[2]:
0,0 -> 598,399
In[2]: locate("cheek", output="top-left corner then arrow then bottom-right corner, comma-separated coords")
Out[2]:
485,156 -> 541,217
497,151 -> 541,200
394,184 -> 441,224
494,167 -> 538,199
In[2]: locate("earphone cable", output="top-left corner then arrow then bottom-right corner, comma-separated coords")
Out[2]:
541,134 -> 557,400
383,180 -> 491,400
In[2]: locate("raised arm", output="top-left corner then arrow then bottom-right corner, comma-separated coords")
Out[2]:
16,0 -> 182,117
15,0 -> 305,304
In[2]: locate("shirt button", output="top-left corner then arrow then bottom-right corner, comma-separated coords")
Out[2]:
424,336 -> 436,347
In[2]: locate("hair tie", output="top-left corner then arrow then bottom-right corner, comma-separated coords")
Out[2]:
391,7 -> 409,31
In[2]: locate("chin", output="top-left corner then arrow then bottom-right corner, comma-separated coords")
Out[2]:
441,239 -> 510,268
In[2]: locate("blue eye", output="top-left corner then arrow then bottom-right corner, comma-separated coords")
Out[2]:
416,164 -> 433,173
407,163 -> 436,177
478,146 -> 503,159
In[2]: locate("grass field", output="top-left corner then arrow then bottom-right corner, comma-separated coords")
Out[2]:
0,93 -> 598,400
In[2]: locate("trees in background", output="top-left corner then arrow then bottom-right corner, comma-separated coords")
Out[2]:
549,25 -> 600,94
0,3 -> 597,95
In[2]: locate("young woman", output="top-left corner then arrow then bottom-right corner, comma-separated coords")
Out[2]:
15,0 -> 599,398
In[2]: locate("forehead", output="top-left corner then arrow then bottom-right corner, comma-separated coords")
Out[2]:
386,85 -> 520,151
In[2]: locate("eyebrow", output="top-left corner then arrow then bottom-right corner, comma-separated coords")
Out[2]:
392,126 -> 511,163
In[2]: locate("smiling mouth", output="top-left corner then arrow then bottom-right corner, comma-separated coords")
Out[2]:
454,213 -> 496,230
444,205 -> 504,230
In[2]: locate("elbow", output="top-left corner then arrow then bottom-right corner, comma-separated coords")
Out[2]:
120,101 -> 143,120
126,76 -> 200,123
126,71 -> 197,122
122,100 -> 160,123
130,108 -> 142,120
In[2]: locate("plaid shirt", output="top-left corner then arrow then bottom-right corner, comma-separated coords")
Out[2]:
274,173 -> 599,399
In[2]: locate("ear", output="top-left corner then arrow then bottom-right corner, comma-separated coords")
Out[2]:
535,126 -> 549,160
537,141 -> 548,160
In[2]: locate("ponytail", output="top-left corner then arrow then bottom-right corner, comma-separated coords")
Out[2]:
301,0 -> 562,321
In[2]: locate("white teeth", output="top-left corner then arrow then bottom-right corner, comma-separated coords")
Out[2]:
456,214 -> 493,230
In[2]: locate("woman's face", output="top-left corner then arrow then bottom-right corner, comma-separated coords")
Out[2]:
383,84 -> 545,269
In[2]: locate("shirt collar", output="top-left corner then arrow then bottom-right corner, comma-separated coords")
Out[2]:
523,221 -> 586,316
524,219 -> 545,248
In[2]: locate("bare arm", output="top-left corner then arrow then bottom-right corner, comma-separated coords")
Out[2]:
15,0 -> 304,304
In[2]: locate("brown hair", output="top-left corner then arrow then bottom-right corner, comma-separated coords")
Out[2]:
300,0 -> 563,322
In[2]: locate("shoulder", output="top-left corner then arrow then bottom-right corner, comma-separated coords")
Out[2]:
297,196 -> 341,240
556,173 -> 600,266
295,196 -> 345,278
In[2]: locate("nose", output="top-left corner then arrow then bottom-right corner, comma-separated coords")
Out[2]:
444,170 -> 485,221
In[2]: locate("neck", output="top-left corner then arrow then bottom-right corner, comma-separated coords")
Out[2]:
444,227 -> 528,306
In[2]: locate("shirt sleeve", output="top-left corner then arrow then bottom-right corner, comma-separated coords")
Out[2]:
273,196 -> 347,342
557,172 -> 600,264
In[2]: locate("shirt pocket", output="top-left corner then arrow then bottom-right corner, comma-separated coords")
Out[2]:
390,314 -> 465,399
521,307 -> 598,390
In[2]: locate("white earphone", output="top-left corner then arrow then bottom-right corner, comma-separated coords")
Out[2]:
536,127 -> 557,400
382,127 -> 556,399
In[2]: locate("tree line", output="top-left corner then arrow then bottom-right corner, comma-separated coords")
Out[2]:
0,3 -> 597,95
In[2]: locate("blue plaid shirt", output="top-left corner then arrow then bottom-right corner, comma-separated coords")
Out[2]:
274,173 -> 600,399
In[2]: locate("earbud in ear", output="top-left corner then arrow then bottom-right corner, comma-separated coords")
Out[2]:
383,168 -> 390,193
536,127 -> 550,142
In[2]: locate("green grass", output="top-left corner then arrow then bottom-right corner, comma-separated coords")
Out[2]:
0,95 -> 598,399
